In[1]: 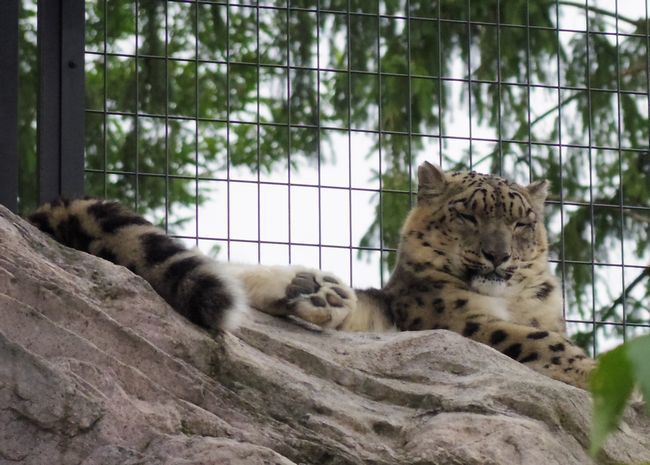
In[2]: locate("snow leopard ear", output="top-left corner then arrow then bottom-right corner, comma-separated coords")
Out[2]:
417,161 -> 447,204
525,179 -> 550,210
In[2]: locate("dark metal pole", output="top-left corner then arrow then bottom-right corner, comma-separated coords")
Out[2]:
0,0 -> 19,212
60,0 -> 85,198
37,0 -> 85,204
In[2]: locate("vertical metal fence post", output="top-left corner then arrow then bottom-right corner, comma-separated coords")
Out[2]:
37,0 -> 85,203
0,0 -> 19,212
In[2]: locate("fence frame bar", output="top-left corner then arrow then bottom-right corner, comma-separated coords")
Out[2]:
0,0 -> 20,212
37,0 -> 85,204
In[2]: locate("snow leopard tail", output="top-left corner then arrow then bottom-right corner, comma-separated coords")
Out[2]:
28,198 -> 246,330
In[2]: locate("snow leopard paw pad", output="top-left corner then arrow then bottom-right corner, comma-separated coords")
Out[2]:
284,271 -> 355,328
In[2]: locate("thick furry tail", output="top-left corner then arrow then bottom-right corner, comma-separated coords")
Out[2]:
28,198 -> 246,330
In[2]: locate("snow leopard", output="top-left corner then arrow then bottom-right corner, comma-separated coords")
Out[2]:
232,162 -> 595,388
28,162 -> 594,388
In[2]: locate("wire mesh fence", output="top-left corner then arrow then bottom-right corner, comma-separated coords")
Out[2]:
15,0 -> 650,356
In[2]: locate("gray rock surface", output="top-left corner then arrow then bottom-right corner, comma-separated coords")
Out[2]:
0,204 -> 648,465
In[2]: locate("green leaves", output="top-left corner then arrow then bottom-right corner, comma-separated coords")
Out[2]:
590,334 -> 650,457
627,336 -> 650,411
589,344 -> 635,457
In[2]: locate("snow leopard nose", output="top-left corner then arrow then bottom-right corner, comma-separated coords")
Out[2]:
481,249 -> 511,267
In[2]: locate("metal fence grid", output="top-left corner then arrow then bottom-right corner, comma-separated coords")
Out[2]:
37,0 -> 647,355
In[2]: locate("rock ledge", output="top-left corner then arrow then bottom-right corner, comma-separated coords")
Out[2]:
0,205 -> 648,465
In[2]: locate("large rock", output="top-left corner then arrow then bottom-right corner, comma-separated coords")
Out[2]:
0,204 -> 648,465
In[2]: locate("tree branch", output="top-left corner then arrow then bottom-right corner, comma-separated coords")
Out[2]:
546,196 -> 650,225
596,266 -> 650,323
471,93 -> 581,168
553,1 -> 639,27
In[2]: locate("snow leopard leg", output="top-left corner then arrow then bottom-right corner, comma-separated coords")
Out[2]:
445,315 -> 595,388
226,264 -> 357,329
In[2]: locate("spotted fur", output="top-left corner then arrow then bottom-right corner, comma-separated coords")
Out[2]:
371,162 -> 594,387
28,198 -> 246,330
234,162 -> 594,388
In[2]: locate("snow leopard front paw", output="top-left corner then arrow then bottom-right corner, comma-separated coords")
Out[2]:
284,271 -> 356,329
